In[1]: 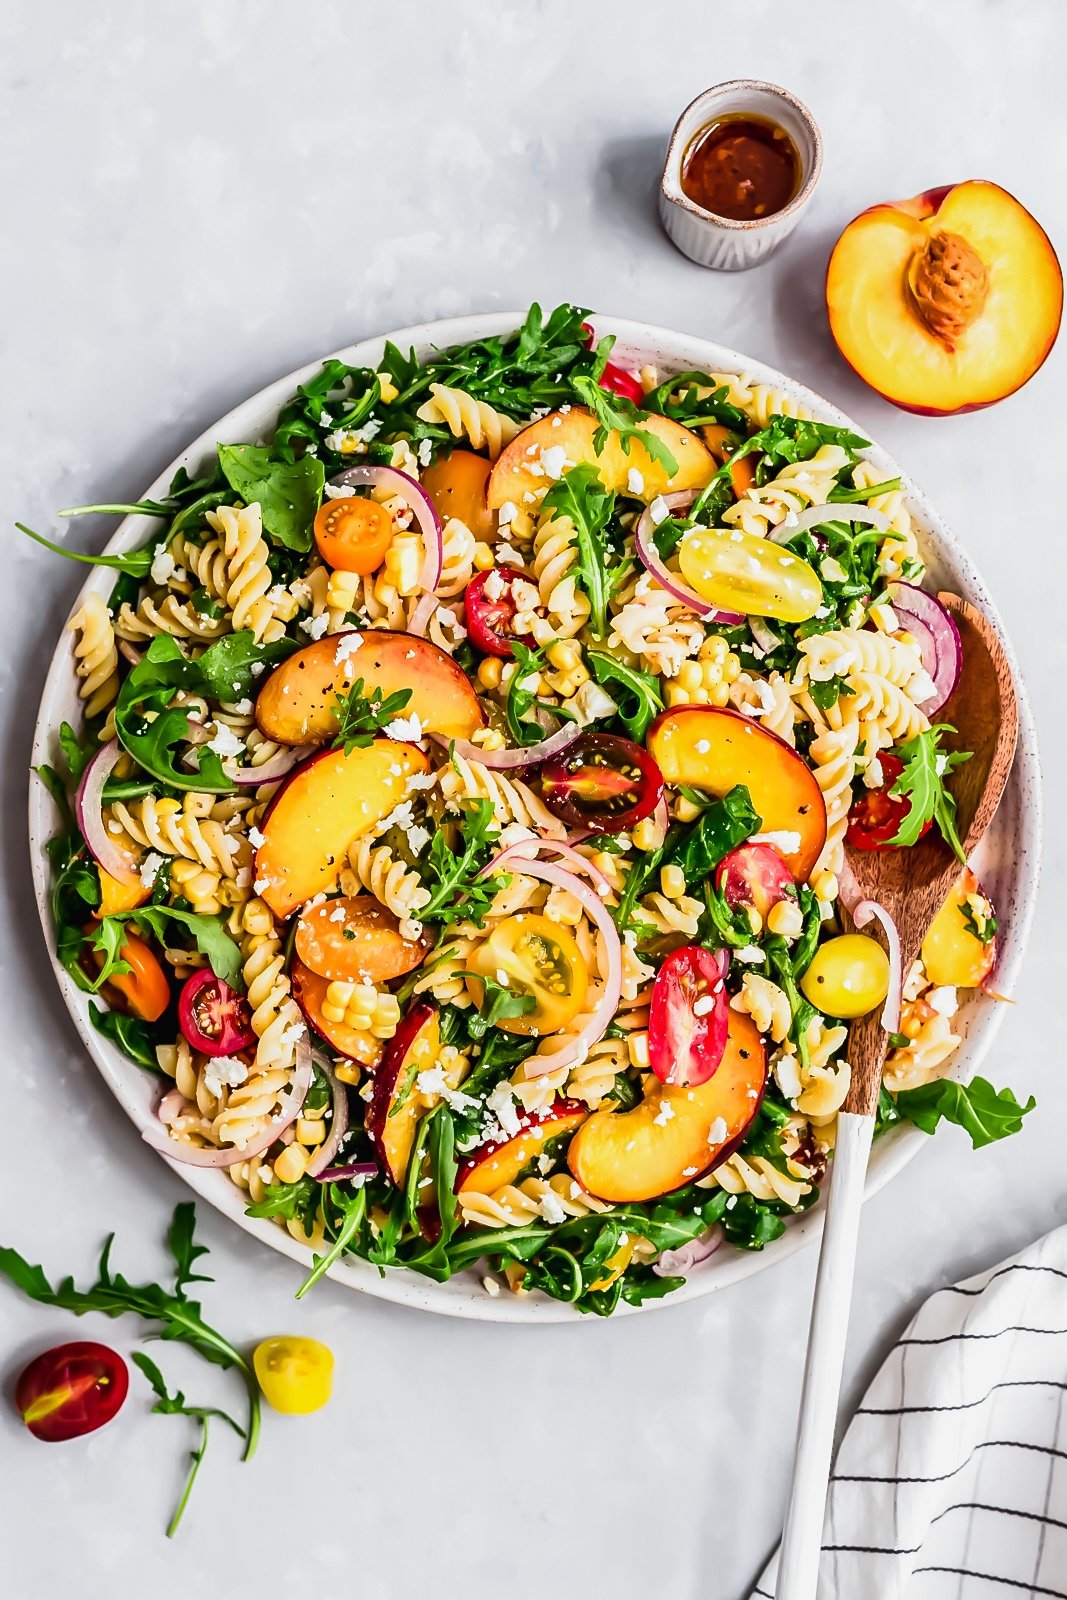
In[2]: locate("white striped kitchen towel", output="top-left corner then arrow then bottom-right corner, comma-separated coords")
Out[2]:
753,1224 -> 1067,1599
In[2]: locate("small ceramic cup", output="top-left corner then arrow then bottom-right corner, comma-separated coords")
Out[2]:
659,80 -> 823,272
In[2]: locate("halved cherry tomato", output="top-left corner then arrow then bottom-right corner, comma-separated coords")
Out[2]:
253,1336 -> 334,1415
313,496 -> 393,574
466,913 -> 589,1036
800,933 -> 890,1019
715,844 -> 796,920
16,1342 -> 129,1442
541,732 -> 664,834
178,969 -> 256,1055
648,946 -> 730,1088
295,895 -> 432,984
581,322 -> 645,404
464,568 -> 533,659
846,754 -> 931,851
105,932 -> 170,1022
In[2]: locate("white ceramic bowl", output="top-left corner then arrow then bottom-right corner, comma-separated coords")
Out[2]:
29,312 -> 1042,1323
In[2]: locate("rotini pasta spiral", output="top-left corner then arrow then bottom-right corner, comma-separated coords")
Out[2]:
415,383 -> 521,458
530,506 -> 590,639
240,896 -> 305,1073
206,503 -> 291,643
706,371 -> 814,429
114,591 -> 228,642
69,592 -> 119,718
438,751 -> 565,836
459,1172 -> 607,1229
344,836 -> 430,932
107,794 -> 250,878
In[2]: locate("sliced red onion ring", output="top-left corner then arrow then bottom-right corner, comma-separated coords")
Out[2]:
634,492 -> 743,624
489,837 -> 615,900
654,1226 -> 723,1277
769,502 -> 891,544
330,464 -> 443,594
118,640 -> 143,667
315,1159 -> 377,1184
472,857 -> 621,1080
144,1031 -> 313,1169
652,795 -> 669,837
306,1053 -> 350,1178
76,739 -> 141,885
888,582 -> 962,714
429,720 -> 582,772
852,898 -> 903,1034
836,854 -> 864,917
228,744 -> 312,786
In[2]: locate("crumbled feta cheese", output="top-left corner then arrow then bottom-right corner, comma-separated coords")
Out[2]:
495,543 -> 524,568
497,500 -> 518,527
482,1275 -> 501,1298
407,824 -> 430,855
707,1116 -> 728,1147
692,994 -> 717,1017
417,438 -> 433,467
383,713 -> 424,743
926,986 -> 959,1018
751,830 -> 802,856
653,1100 -> 675,1126
482,568 -> 505,603
735,945 -> 766,964
862,757 -> 885,790
300,613 -> 329,640
334,631 -> 363,661
485,1081 -> 522,1139
649,496 -> 670,526
150,543 -> 175,585
568,680 -> 618,726
139,851 -> 165,888
205,723 -> 245,758
323,483 -> 356,499
247,825 -> 266,849
204,1055 -> 249,1098
626,467 -> 645,496
538,1187 -> 568,1224
539,444 -> 567,480
775,1051 -> 804,1102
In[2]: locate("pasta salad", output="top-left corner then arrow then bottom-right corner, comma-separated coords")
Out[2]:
31,304 -> 1032,1314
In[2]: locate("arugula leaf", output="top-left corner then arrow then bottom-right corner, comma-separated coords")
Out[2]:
89,1001 -> 163,1069
888,725 -> 972,860
90,905 -> 243,991
572,351 -> 680,479
807,675 -> 855,714
463,973 -> 536,1039
720,1192 -> 789,1250
406,302 -> 594,420
332,678 -> 413,754
0,1203 -> 260,1461
131,1352 -> 243,1538
503,642 -> 579,746
829,477 -> 902,504
962,899 -> 998,944
295,1182 -> 368,1300
58,720 -> 97,785
273,360 -> 381,460
216,444 -> 324,552
643,371 -> 747,435
193,631 -> 297,701
539,464 -> 622,641
894,1075 -> 1035,1149
16,522 -> 157,577
586,650 -> 663,741
418,801 -> 509,928
875,1084 -> 902,1135
663,785 -> 761,881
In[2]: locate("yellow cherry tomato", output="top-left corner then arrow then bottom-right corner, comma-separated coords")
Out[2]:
466,913 -> 589,1036
677,524 -> 823,623
253,1336 -> 334,1415
800,933 -> 891,1020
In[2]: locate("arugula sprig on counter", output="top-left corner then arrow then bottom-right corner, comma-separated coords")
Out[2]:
0,1204 -> 260,1534
132,1354 -> 244,1538
888,725 -> 972,860
885,1076 -> 1035,1148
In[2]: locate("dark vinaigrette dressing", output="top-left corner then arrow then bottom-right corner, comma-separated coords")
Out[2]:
681,113 -> 800,222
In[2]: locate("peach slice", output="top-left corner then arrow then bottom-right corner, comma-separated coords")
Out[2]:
291,955 -> 381,1060
294,895 -> 432,984
827,180 -> 1062,415
456,1100 -> 588,1198
366,1002 -> 443,1186
647,706 -> 826,882
568,1011 -> 766,1203
486,406 -> 714,510
254,630 -> 485,747
254,739 -> 429,919
700,423 -> 757,496
420,449 -> 494,541
921,867 -> 998,989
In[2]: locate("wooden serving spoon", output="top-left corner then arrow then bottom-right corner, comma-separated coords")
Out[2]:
774,593 -> 1018,1600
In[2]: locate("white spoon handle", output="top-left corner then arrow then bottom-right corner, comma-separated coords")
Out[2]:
774,1110 -> 875,1600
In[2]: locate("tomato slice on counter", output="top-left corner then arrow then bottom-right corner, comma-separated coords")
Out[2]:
846,753 -> 931,851
253,1337 -> 334,1415
178,969 -> 257,1056
313,496 -> 393,575
466,912 -> 589,1036
464,568 -> 532,659
541,732 -> 664,834
648,946 -> 730,1088
16,1342 -> 129,1443
715,843 -> 796,919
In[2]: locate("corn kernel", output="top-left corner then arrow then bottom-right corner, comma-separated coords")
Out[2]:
335,1061 -> 362,1087
767,898 -> 804,939
544,884 -> 584,925
632,815 -> 665,852
627,1031 -> 651,1071
547,640 -> 582,672
472,726 -> 506,751
327,569 -> 360,611
673,795 -> 703,823
660,864 -> 687,900
296,1116 -> 326,1146
710,680 -> 730,707
724,651 -> 741,681
383,533 -> 422,596
274,1144 -> 310,1184
477,656 -> 503,691
812,870 -> 838,903
698,634 -> 728,663
473,541 -> 496,571
747,907 -> 763,935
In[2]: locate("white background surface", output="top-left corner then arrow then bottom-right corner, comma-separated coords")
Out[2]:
1,2 -> 1064,1595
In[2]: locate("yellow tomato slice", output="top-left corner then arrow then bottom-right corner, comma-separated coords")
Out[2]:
253,1337 -> 334,1415
466,913 -> 589,1036
677,524 -> 823,622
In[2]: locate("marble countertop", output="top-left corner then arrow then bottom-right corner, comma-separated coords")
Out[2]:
2,2 -> 1064,1596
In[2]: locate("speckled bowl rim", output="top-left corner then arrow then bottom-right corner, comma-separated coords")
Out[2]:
29,311 -> 1042,1324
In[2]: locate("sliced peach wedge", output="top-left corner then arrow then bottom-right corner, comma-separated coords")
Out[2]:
294,895 -> 431,984
420,449 -> 494,541
921,867 -> 997,989
486,406 -> 714,511
291,956 -> 379,1061
569,1012 -> 766,1204
827,180 -> 1062,415
647,706 -> 826,882
456,1100 -> 588,1198
254,630 -> 485,747
366,1002 -> 446,1187
254,738 -> 429,918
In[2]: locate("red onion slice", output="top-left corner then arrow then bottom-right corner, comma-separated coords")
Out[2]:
144,1030 -> 313,1168
228,744 -> 312,786
852,898 -> 903,1034
634,492 -> 743,623
330,465 -> 443,594
306,1053 -> 350,1178
118,641 -> 143,667
489,837 -> 615,901
769,502 -> 891,544
76,739 -> 141,885
887,582 -> 962,714
315,1160 -> 378,1184
654,1226 -> 723,1277
473,857 -> 621,1080
429,720 -> 582,772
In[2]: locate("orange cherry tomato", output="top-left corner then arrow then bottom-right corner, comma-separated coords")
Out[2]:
94,866 -> 150,920
313,496 -> 393,574
106,932 -> 171,1022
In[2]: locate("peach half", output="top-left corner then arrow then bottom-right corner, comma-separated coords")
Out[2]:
568,1011 -> 766,1203
255,629 -> 485,747
827,180 -> 1062,415
486,406 -> 714,510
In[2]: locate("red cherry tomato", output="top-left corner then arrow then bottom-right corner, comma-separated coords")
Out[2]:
464,569 -> 534,659
648,946 -> 730,1088
16,1342 -> 129,1443
581,322 -> 646,404
178,969 -> 257,1056
540,733 -> 664,834
846,754 -> 931,851
715,843 -> 797,919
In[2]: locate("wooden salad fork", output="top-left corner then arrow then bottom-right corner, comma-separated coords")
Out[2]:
774,594 -> 1019,1600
